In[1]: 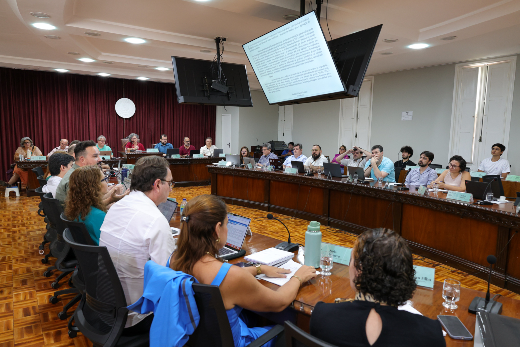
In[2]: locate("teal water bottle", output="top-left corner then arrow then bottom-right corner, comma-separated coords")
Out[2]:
180,198 -> 187,216
304,221 -> 322,268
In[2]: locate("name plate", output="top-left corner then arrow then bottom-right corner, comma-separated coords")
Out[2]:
470,171 -> 486,178
29,156 -> 46,161
100,155 -> 111,160
406,166 -> 419,171
413,265 -> 435,288
285,168 -> 298,174
247,163 -> 253,170
171,154 -> 181,158
122,164 -> 135,170
147,149 -> 159,153
218,160 -> 227,166
417,185 -> 427,196
446,190 -> 472,203
321,243 -> 351,266
506,175 -> 520,182
219,153 -> 226,157
435,168 -> 445,175
193,154 -> 204,158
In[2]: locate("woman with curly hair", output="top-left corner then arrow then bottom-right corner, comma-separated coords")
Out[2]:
64,166 -> 108,245
310,228 -> 445,347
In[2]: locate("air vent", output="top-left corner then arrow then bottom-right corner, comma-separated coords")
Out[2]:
283,14 -> 299,20
68,52 -> 80,55
44,35 -> 61,39
30,12 -> 50,18
381,52 -> 393,55
85,31 -> 101,37
441,36 -> 457,41
384,39 -> 398,43
102,61 -> 114,64
200,49 -> 212,53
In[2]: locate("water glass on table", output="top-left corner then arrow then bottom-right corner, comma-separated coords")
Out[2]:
431,182 -> 439,195
320,243 -> 334,276
442,278 -> 461,309
486,192 -> 494,202
377,177 -> 383,186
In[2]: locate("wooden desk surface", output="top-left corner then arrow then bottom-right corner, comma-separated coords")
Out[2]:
170,213 -> 520,346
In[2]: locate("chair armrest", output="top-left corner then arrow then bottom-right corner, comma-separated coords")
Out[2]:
246,324 -> 284,347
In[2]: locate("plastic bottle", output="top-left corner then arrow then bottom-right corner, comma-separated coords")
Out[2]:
27,150 -> 32,159
304,221 -> 322,268
353,172 -> 358,183
180,198 -> 187,216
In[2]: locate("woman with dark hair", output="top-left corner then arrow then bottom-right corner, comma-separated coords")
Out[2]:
6,137 -> 43,186
240,146 -> 250,165
332,145 -> 349,167
65,166 -> 108,245
429,155 -> 471,192
310,228 -> 445,347
170,194 -> 316,347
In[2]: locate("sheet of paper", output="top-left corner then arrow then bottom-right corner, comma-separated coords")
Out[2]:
428,189 -> 448,192
399,301 -> 446,336
256,260 -> 302,286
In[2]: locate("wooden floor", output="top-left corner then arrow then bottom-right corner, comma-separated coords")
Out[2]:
1,185 -> 519,346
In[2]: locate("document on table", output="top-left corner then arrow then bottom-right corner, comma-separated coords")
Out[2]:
398,301 -> 446,336
255,260 -> 302,286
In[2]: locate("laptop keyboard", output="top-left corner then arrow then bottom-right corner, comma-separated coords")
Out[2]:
218,248 -> 237,256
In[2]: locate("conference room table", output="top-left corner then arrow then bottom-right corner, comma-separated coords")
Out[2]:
14,160 -> 48,197
208,166 -> 520,295
169,212 -> 520,346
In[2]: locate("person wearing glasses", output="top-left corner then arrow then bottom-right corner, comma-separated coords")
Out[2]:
428,155 -> 471,192
5,137 -> 43,187
340,146 -> 372,168
64,166 -> 108,245
331,145 -> 348,167
99,156 -> 176,333
125,133 -> 145,152
179,137 -> 196,158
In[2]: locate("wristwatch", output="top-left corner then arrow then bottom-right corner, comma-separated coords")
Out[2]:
255,264 -> 262,275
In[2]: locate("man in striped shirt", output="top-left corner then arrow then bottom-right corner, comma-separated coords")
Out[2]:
405,151 -> 437,186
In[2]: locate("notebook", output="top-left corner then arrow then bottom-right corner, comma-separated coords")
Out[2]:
256,260 -> 302,286
217,213 -> 251,261
245,247 -> 294,266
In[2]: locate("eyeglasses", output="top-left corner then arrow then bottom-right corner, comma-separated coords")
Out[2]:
101,176 -> 109,183
449,164 -> 459,168
24,141 -> 31,144
162,179 -> 174,188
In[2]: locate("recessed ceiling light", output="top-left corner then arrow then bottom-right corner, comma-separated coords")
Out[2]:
78,58 -> 95,63
441,36 -> 457,41
85,31 -> 101,37
32,23 -> 56,30
55,69 -> 68,73
155,67 -> 169,71
137,77 -> 149,81
102,61 -> 114,64
98,73 -> 111,77
44,35 -> 60,39
407,43 -> 430,50
381,52 -> 393,55
124,37 -> 146,44
30,12 -> 50,19
68,52 -> 80,55
283,14 -> 299,20
384,39 -> 398,43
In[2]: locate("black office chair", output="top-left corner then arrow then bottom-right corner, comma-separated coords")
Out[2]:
32,166 -> 44,178
62,229 -> 149,347
471,176 -> 480,182
186,283 -> 284,347
482,175 -> 504,197
429,164 -> 442,169
394,167 -> 402,183
37,175 -> 47,188
284,321 -> 336,347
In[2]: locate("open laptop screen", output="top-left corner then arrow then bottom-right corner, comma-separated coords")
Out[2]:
226,213 -> 251,251
157,199 -> 178,222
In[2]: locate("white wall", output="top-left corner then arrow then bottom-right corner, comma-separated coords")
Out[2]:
508,61 -> 520,175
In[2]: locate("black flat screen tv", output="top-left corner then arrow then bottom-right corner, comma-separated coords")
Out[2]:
171,56 -> 253,106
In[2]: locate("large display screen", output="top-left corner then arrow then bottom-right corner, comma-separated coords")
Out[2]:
243,11 -> 344,105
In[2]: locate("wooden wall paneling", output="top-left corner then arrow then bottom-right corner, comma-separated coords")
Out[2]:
296,186 -> 323,216
211,173 -> 217,195
231,175 -> 251,201
216,174 -> 234,198
189,163 -> 211,181
170,163 -> 190,183
269,181 -> 301,210
506,229 -> 520,280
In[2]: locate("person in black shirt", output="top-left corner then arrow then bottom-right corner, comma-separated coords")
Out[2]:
310,228 -> 446,347
394,145 -> 416,168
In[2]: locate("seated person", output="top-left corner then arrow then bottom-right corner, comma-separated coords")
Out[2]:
341,146 -> 371,168
364,145 -> 395,182
258,143 -> 278,167
179,137 -> 196,157
240,146 -> 250,165
478,143 -> 510,178
404,151 -> 438,186
429,155 -> 471,192
394,145 -> 416,168
332,145 -> 348,167
64,166 -> 107,245
42,152 -> 75,198
154,134 -> 173,155
310,228 -> 446,347
8,137 -> 44,187
170,194 -> 316,347
96,135 -> 113,156
282,143 -> 307,169
47,139 -> 69,157
125,133 -> 145,152
304,145 -> 328,172
200,137 -> 218,157
99,156 -> 176,331
280,142 -> 294,159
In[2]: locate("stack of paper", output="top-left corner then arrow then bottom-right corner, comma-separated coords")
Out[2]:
256,260 -> 302,286
245,248 -> 294,266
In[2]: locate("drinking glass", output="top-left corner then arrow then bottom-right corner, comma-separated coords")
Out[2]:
377,177 -> 383,186
320,243 -> 334,276
442,278 -> 461,309
486,192 -> 494,202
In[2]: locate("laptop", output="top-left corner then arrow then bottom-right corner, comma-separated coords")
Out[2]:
291,161 -> 305,173
243,157 -> 255,167
167,148 -> 179,157
189,149 -> 200,157
323,163 -> 348,178
347,166 -> 366,182
465,180 -> 499,200
218,213 -> 251,260
225,154 -> 240,166
99,151 -> 112,160
212,148 -> 223,158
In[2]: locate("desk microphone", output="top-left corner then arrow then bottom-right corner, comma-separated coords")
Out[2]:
475,178 -> 496,205
266,213 -> 299,252
468,255 -> 503,314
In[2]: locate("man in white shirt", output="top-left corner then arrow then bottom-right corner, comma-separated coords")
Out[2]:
478,143 -> 510,178
99,156 -> 176,330
283,143 -> 307,169
304,145 -> 328,172
42,152 -> 74,198
200,137 -> 218,157
47,139 -> 69,157
341,146 -> 371,168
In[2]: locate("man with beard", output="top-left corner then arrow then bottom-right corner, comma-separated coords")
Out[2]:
394,145 -> 416,169
405,151 -> 437,186
304,145 -> 328,173
364,145 -> 395,182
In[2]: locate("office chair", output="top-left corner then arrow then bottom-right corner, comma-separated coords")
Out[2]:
32,166 -> 44,178
394,167 -> 402,183
429,164 -> 442,169
37,175 -> 47,188
62,230 -> 149,346
186,283 -> 284,347
471,176 -> 480,182
284,321 -> 336,347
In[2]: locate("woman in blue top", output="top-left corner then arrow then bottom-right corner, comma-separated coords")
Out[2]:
170,195 -> 317,347
64,166 -> 107,245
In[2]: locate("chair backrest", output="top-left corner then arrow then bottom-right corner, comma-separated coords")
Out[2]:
285,321 -> 336,347
41,193 -> 66,234
186,283 -> 234,347
429,164 -> 442,169
63,229 -> 129,347
394,167 -> 402,183
483,175 -> 504,197
32,166 -> 44,178
60,213 -> 97,246
37,175 -> 48,188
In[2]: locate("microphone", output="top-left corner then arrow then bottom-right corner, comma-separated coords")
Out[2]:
266,213 -> 299,252
468,254 -> 503,314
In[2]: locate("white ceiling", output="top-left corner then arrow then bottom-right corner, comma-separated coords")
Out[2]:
1,0 -> 520,91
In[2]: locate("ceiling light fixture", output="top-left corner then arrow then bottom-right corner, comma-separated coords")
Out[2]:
44,35 -> 60,39
98,73 -> 111,77
68,52 -> 80,55
407,43 -> 430,50
78,58 -> 95,63
137,77 -> 149,81
124,37 -> 146,44
85,31 -> 101,37
30,12 -> 50,18
441,36 -> 457,41
32,23 -> 56,30
155,67 -> 169,71
55,69 -> 68,73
